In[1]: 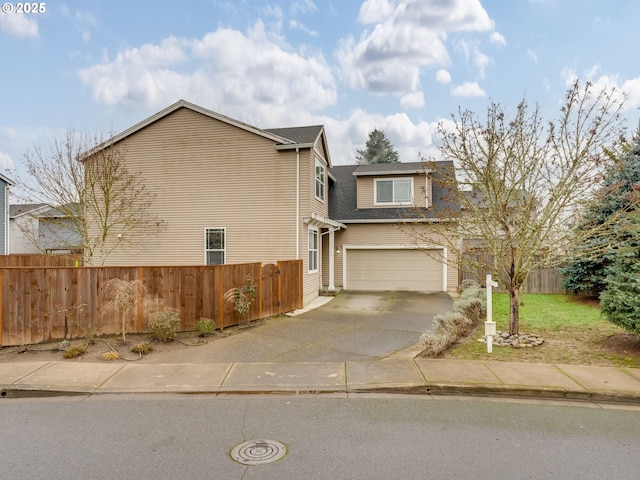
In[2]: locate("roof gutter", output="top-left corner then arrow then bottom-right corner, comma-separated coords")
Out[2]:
275,143 -> 314,151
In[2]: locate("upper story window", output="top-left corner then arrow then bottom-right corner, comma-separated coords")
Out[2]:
205,227 -> 225,265
374,178 -> 413,205
315,159 -> 325,202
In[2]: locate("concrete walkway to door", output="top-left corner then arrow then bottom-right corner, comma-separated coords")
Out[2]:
138,291 -> 454,364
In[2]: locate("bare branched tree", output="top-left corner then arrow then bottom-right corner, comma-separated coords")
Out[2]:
15,129 -> 164,265
406,80 -> 629,335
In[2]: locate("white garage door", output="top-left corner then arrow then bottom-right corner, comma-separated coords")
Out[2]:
345,248 -> 444,291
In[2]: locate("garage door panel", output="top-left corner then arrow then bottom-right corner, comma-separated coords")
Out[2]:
346,248 -> 443,291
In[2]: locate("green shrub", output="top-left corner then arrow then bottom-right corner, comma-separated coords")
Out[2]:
147,310 -> 181,342
234,276 -> 257,320
195,318 -> 216,336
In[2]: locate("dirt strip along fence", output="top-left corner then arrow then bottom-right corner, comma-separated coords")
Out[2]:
459,250 -> 565,294
0,259 -> 302,347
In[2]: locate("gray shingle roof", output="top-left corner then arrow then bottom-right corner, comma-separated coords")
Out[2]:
264,125 -> 323,144
9,203 -> 48,218
328,161 -> 460,222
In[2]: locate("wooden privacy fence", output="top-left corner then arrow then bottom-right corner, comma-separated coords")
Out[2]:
459,250 -> 565,294
0,254 -> 84,267
0,260 -> 302,347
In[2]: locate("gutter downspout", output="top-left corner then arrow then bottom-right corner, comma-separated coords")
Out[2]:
296,147 -> 300,260
4,185 -> 9,254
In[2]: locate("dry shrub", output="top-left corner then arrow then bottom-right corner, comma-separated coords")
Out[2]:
454,297 -> 485,324
101,351 -> 120,361
102,278 -> 147,344
420,305 -> 481,357
63,344 -> 87,359
131,342 -> 152,354
148,310 -> 180,342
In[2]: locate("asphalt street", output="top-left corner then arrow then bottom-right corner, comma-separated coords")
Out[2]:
2,395 -> 639,479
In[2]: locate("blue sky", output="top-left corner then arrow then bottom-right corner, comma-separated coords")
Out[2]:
2,0 -> 640,178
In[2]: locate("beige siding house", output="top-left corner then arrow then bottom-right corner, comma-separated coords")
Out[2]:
85,100 -> 341,304
85,101 -> 459,305
326,162 -> 459,294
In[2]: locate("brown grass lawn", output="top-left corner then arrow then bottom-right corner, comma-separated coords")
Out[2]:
441,294 -> 640,368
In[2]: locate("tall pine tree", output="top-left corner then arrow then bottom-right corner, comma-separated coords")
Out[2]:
356,128 -> 400,164
562,127 -> 640,295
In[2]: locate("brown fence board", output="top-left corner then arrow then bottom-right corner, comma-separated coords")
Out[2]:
279,260 -> 303,312
261,263 -> 280,318
0,254 -> 83,267
1,260 -> 302,346
460,250 -> 566,294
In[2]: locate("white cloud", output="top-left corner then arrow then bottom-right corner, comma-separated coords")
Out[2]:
0,12 -> 39,38
527,49 -> 538,63
436,69 -> 451,84
561,66 -> 640,111
289,19 -> 318,38
456,39 -> 491,79
60,5 -> 96,43
450,81 -> 486,97
490,31 -> 506,46
291,0 -> 317,15
322,108 -> 440,164
400,91 -> 425,108
2,127 -> 19,141
358,0 -> 395,24
78,22 -> 336,115
0,151 -> 14,170
339,0 -> 494,95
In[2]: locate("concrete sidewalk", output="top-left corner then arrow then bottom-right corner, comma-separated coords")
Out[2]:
3,292 -> 640,404
2,358 -> 640,404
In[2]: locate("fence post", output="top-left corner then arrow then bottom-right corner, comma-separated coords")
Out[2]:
137,266 -> 144,332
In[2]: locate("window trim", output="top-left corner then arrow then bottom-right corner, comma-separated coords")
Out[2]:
315,158 -> 326,202
204,227 -> 226,265
374,177 -> 414,205
308,227 -> 319,273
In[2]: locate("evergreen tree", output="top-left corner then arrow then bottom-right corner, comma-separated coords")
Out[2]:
600,235 -> 640,336
356,128 -> 400,164
562,128 -> 640,294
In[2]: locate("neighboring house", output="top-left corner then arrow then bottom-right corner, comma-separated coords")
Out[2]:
84,100 -> 459,304
0,173 -> 16,255
10,203 -> 83,254
9,203 -> 49,253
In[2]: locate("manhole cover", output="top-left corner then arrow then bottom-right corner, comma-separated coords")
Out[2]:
230,439 -> 287,465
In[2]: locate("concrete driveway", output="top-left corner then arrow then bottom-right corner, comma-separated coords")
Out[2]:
142,291 -> 453,364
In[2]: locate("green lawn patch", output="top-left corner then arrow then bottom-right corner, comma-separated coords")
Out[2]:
444,293 -> 640,368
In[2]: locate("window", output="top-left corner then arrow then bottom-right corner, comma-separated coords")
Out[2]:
315,159 -> 325,201
375,178 -> 413,205
205,228 -> 225,265
308,227 -> 318,272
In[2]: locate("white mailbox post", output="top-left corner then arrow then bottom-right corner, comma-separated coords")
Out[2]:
485,274 -> 499,353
